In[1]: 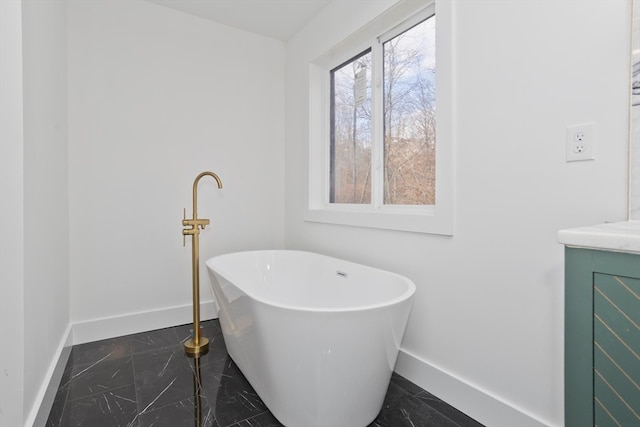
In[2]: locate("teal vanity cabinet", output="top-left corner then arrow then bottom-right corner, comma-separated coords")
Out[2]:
561,221 -> 640,427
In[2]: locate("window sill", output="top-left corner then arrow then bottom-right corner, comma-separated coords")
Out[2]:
304,206 -> 453,235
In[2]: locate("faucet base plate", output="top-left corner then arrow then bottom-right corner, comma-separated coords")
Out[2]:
184,337 -> 209,358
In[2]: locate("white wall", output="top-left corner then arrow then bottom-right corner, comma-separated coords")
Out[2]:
1,1 -> 70,425
285,1 -> 631,426
67,0 -> 286,338
22,1 -> 70,421
0,3 -> 26,425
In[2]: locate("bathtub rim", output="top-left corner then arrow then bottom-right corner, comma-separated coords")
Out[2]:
205,249 -> 416,314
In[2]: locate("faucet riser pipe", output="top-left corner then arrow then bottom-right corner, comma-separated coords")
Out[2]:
184,232 -> 209,357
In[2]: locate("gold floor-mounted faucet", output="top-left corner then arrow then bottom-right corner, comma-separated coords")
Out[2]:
182,171 -> 223,357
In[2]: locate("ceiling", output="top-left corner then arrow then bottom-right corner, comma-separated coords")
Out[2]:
146,0 -> 332,41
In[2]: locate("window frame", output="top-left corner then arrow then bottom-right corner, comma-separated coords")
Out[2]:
306,0 -> 454,235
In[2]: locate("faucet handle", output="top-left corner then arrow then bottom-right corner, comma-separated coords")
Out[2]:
183,208 -> 186,247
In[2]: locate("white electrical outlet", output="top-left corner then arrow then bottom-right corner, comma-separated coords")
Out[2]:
566,123 -> 596,162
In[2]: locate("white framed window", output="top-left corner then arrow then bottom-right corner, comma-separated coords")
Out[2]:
306,1 -> 454,235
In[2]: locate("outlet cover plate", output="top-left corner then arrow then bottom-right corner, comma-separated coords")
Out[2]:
566,123 -> 596,162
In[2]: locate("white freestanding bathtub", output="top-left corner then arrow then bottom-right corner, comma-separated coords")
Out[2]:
205,250 -> 415,427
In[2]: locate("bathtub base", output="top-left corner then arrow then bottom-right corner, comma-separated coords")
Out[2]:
221,303 -> 403,427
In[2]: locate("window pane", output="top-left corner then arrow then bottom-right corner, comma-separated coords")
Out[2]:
330,50 -> 372,204
383,16 -> 436,205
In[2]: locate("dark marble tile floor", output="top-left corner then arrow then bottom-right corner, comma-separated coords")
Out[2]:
46,320 -> 484,427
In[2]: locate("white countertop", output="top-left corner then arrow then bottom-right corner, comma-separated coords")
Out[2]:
558,220 -> 640,254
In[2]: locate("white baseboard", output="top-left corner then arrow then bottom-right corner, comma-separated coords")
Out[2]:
71,300 -> 218,345
36,308 -> 555,427
394,349 -> 556,427
26,323 -> 72,427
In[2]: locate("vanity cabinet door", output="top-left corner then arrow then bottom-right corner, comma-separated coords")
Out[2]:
565,248 -> 640,427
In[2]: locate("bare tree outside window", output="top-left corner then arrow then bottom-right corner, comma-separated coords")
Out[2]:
384,17 -> 436,205
330,50 -> 372,204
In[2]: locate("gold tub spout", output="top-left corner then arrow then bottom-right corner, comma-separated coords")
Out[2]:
182,171 -> 223,357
